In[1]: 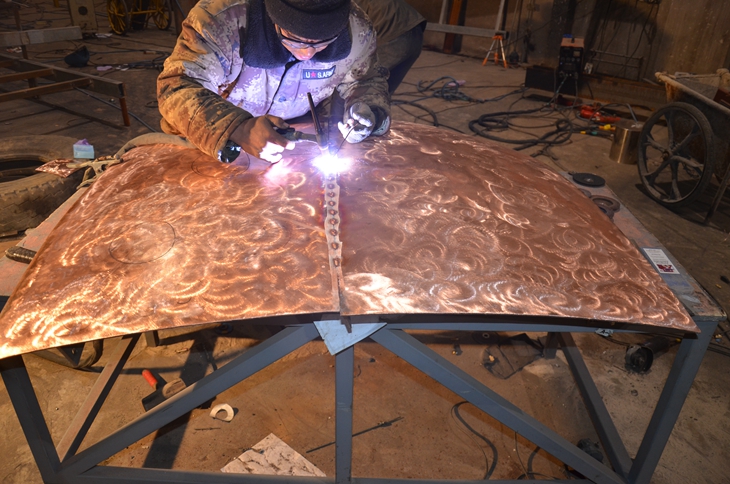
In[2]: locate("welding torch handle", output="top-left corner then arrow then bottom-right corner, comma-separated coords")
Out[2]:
307,93 -> 326,149
274,126 -> 295,140
274,127 -> 317,143
142,369 -> 158,389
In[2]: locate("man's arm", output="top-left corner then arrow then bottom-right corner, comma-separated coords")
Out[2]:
157,5 -> 252,160
336,8 -> 391,141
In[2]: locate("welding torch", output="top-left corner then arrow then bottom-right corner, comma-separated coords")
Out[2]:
273,92 -> 331,153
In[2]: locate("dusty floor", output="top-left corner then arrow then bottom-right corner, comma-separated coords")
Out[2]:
1,1 -> 730,483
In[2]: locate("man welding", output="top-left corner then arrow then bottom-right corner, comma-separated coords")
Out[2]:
157,0 -> 391,164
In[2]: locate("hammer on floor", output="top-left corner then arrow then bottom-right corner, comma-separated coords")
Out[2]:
141,369 -> 186,411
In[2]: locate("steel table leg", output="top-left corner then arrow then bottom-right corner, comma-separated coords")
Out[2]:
59,324 -> 319,479
370,327 -> 624,484
0,355 -> 61,483
628,319 -> 718,484
335,346 -> 354,484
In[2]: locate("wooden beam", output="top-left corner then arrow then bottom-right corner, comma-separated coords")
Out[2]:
0,68 -> 53,84
0,78 -> 92,103
0,27 -> 82,47
0,54 -> 125,98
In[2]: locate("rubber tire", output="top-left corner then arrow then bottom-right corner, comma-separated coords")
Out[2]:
637,102 -> 715,209
0,135 -> 84,236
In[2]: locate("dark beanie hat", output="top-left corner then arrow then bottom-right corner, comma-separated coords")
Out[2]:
264,0 -> 351,40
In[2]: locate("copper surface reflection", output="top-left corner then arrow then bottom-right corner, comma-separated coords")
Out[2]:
0,124 -> 696,359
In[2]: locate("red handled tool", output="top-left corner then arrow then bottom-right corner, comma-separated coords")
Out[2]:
141,369 -> 186,411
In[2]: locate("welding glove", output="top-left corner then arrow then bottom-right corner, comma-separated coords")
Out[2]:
338,102 -> 376,143
227,115 -> 295,163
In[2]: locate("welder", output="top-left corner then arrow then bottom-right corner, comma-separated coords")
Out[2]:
157,0 -> 391,164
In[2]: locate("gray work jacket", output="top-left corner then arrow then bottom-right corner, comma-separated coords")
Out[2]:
158,0 -> 390,160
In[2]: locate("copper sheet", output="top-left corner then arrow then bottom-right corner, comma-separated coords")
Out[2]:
35,159 -> 81,178
336,127 -> 694,328
0,122 -> 695,359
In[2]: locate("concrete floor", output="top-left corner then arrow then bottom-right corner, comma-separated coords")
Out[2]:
1,2 -> 730,483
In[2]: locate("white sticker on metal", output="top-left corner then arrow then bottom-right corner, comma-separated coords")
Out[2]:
642,248 -> 679,274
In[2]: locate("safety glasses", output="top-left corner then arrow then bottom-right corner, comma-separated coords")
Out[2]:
276,25 -> 339,50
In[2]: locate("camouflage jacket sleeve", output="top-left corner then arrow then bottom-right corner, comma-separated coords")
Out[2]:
157,3 -> 251,160
337,6 -> 391,135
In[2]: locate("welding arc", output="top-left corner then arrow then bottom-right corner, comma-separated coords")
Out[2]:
450,402 -> 498,479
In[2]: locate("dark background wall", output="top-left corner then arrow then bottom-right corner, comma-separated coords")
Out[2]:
410,0 -> 730,81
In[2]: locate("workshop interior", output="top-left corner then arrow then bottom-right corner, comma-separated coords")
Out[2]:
1,0 -> 729,483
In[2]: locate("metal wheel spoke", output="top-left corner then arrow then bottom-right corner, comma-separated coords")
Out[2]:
670,163 -> 681,200
645,133 -> 667,152
672,155 -> 702,170
646,157 -> 672,183
664,111 -> 675,143
672,124 -> 700,154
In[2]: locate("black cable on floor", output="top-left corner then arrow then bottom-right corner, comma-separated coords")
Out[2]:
391,100 -> 465,134
73,87 -> 159,132
450,401 -> 498,479
514,434 -> 567,480
469,108 -> 574,151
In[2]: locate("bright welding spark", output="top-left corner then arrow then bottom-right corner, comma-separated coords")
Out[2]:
312,152 -> 350,175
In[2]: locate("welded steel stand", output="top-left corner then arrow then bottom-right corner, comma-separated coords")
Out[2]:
0,178 -> 724,484
1,312 -> 722,484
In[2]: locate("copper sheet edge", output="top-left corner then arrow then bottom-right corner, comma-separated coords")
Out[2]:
0,122 -> 696,359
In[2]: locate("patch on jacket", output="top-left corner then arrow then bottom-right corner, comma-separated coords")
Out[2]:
302,67 -> 336,80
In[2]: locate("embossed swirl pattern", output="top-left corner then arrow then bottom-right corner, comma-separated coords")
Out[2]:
0,123 -> 694,359
337,124 -> 694,329
0,144 -> 333,358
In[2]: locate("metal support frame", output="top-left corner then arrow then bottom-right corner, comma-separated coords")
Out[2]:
427,0 -> 507,39
371,328 -> 624,484
335,346 -> 354,484
0,313 -> 720,484
56,335 -> 140,461
0,53 -> 130,126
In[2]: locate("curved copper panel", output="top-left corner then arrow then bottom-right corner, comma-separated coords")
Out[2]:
0,122 -> 695,359
0,143 -> 336,358
336,125 -> 694,330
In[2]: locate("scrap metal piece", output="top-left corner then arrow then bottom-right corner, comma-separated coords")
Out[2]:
210,403 -> 235,422
5,246 -> 36,264
35,159 -> 81,178
572,172 -> 606,187
0,122 -> 696,360
68,155 -> 121,187
591,195 -> 621,213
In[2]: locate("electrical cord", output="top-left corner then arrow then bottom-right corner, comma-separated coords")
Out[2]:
468,105 -> 574,152
391,100 -> 465,134
465,71 -> 641,157
450,402 -> 498,479
392,78 -> 526,134
73,87 -> 159,132
514,433 -> 567,480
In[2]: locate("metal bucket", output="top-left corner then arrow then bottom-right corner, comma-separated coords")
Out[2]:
610,120 -> 643,165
